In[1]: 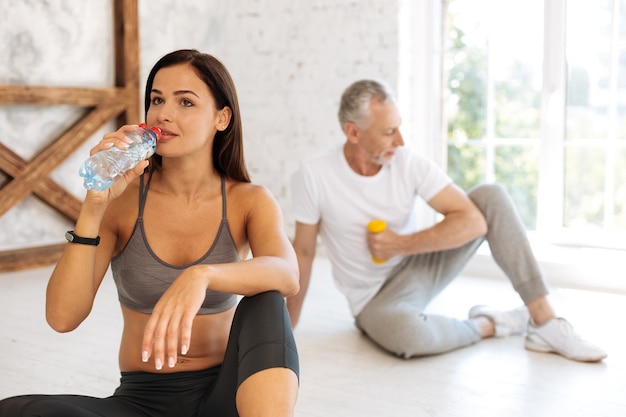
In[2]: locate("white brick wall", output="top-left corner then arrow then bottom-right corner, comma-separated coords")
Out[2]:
0,0 -> 401,248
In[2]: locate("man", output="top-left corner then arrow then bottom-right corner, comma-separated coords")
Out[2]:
287,79 -> 606,362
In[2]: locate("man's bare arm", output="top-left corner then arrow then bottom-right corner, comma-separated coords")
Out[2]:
286,221 -> 320,328
367,184 -> 487,261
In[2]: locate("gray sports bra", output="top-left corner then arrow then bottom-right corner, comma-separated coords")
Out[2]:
110,174 -> 239,314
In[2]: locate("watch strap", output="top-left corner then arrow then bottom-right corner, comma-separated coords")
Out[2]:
65,230 -> 100,246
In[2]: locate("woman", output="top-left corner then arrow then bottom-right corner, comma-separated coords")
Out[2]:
0,49 -> 300,416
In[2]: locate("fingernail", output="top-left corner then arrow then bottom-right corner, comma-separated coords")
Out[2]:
142,351 -> 148,362
168,357 -> 175,368
181,345 -> 188,355
155,359 -> 162,370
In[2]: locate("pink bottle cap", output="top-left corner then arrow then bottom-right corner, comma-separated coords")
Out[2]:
138,123 -> 161,140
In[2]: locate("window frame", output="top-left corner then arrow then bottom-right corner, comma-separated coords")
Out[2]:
399,0 -> 626,293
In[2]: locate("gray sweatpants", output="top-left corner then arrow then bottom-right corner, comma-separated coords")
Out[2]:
355,183 -> 549,358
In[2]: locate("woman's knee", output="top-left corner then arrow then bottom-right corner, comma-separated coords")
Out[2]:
235,291 -> 287,328
237,290 -> 283,309
233,291 -> 299,383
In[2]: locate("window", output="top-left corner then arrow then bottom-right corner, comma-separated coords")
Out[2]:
444,0 -> 626,250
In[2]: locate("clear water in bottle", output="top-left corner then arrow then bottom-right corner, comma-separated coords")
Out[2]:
79,125 -> 161,191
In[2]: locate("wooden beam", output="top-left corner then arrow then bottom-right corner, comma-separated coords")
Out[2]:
0,142 -> 82,221
0,85 -> 133,106
0,244 -> 65,273
0,104 -> 125,218
114,0 -> 141,125
0,0 -> 139,271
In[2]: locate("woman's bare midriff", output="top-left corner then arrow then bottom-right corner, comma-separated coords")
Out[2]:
118,304 -> 237,373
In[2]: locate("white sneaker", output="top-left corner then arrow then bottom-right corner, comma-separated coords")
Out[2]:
525,317 -> 607,362
468,305 -> 530,337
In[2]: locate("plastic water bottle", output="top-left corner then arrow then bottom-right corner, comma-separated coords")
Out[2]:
79,124 -> 161,191
367,219 -> 387,264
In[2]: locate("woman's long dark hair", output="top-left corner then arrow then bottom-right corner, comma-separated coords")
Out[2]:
144,49 -> 250,182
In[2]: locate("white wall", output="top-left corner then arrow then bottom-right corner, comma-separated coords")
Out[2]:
0,0 -> 401,249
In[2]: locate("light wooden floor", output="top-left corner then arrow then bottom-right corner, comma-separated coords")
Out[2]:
1,257 -> 625,417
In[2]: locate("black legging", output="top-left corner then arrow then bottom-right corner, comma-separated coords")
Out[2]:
0,291 -> 299,417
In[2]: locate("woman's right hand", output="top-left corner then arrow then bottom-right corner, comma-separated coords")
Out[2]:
84,125 -> 150,204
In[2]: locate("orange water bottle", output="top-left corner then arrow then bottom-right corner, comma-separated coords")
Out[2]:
367,219 -> 387,264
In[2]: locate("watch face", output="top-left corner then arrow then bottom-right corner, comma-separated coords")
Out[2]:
64,231 -> 99,245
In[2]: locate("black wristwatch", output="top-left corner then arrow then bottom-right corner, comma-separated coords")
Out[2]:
65,230 -> 100,246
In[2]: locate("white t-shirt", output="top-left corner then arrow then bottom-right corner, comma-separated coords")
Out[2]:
291,144 -> 452,316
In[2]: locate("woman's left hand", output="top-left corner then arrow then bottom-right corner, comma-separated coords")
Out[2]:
141,267 -> 210,370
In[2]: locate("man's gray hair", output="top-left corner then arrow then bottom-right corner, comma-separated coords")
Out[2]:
338,79 -> 396,130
